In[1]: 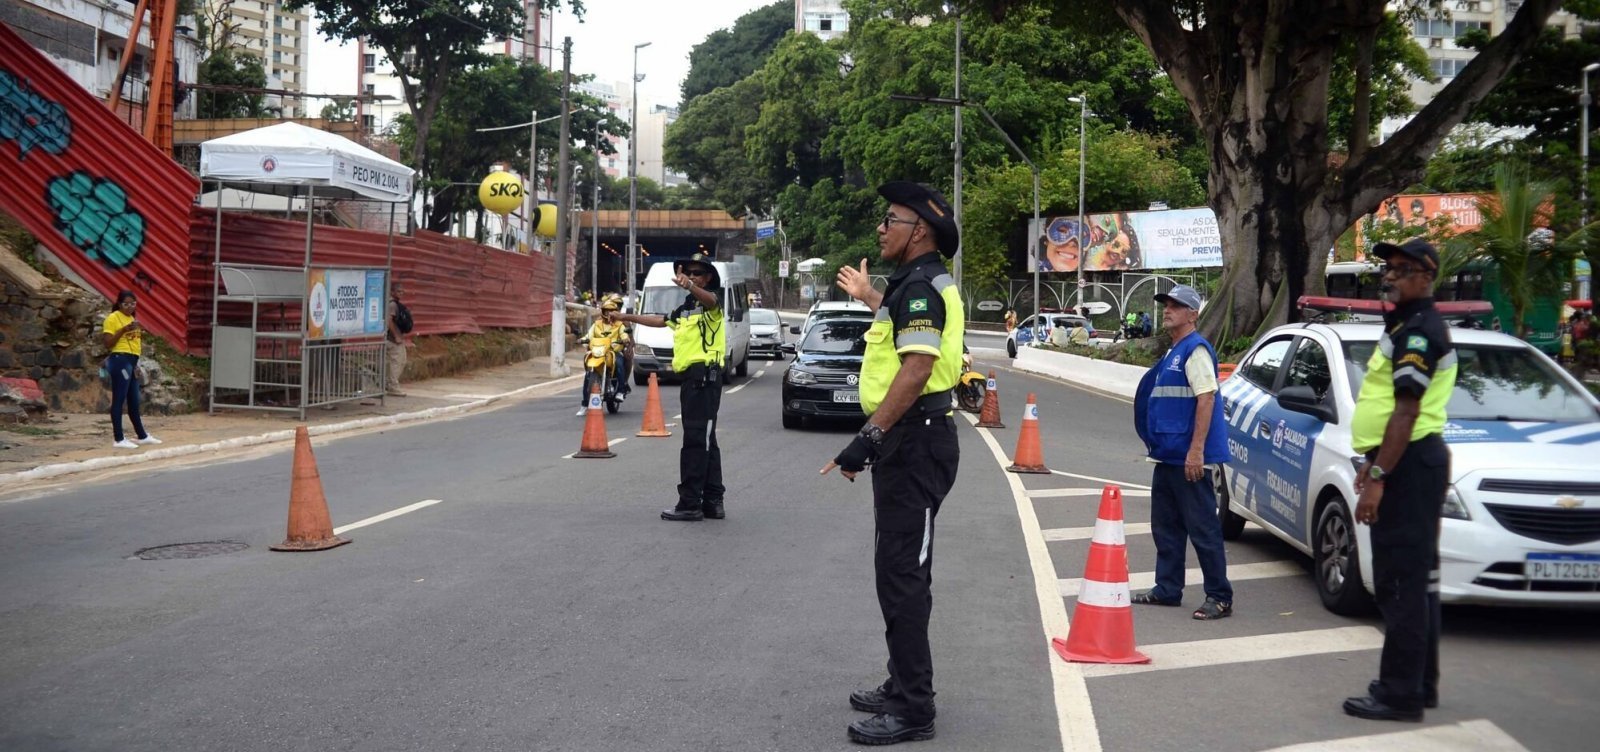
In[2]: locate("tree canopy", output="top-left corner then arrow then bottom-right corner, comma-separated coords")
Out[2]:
680,1 -> 795,106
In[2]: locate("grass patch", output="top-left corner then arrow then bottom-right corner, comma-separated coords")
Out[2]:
0,424 -> 63,437
1041,340 -> 1162,368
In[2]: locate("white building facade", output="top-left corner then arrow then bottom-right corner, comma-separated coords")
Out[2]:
795,0 -> 849,41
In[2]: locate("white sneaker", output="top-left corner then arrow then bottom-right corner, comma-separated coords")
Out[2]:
136,435 -> 163,445
576,407 -> 588,416
113,439 -> 139,449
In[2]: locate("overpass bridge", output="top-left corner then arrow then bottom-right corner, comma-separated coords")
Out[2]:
574,210 -> 756,292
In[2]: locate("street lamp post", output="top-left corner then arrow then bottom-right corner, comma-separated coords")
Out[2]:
628,41 -> 652,307
1582,63 -> 1600,231
889,94 -> 1040,337
1069,94 -> 1088,314
950,4 -> 963,290
592,120 -> 601,300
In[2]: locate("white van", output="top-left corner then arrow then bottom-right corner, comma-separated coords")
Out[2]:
631,260 -> 751,384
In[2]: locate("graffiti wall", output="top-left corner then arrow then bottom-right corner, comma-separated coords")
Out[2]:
0,22 -> 200,346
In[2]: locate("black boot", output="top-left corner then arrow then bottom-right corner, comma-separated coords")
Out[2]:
702,499 -> 725,519
661,504 -> 704,522
849,683 -> 888,713
1368,680 -> 1437,709
1343,695 -> 1423,722
847,713 -> 935,745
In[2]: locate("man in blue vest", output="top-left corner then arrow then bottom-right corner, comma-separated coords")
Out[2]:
1132,284 -> 1234,620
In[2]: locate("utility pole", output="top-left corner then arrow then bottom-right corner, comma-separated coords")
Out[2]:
592,120 -> 601,300
952,7 -> 963,291
550,37 -> 573,377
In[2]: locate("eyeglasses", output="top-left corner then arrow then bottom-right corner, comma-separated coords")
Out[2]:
880,214 -> 920,229
1379,263 -> 1429,278
684,269 -> 711,277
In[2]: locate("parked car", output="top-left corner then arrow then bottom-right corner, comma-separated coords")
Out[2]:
780,317 -> 872,429
1216,313 -> 1600,614
749,307 -> 784,359
793,300 -> 873,342
1006,312 -> 1096,357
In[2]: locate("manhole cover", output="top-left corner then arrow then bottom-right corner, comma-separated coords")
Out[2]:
131,541 -> 250,560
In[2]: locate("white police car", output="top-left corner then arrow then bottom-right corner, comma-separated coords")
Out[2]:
1006,311 -> 1096,357
1216,301 -> 1600,614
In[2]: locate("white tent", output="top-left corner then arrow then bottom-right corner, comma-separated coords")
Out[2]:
199,122 -> 414,203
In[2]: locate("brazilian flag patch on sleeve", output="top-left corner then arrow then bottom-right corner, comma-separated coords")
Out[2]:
1406,334 -> 1428,351
909,298 -> 928,312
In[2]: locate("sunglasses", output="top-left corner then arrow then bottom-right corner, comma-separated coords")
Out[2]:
1379,263 -> 1430,278
684,269 -> 711,277
880,214 -> 920,229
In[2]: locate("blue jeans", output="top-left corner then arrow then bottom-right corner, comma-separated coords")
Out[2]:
108,353 -> 147,443
1148,463 -> 1233,603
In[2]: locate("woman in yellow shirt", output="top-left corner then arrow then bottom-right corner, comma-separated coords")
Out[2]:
101,290 -> 160,449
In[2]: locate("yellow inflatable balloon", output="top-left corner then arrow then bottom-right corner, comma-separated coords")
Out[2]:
532,201 -> 558,238
478,172 -> 525,215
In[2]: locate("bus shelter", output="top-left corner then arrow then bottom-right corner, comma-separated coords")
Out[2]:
199,122 -> 415,418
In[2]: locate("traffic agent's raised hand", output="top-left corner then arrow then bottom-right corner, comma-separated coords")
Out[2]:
836,259 -> 872,303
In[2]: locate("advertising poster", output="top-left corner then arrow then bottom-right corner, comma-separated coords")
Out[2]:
307,269 -> 388,340
1038,207 -> 1223,272
1353,192 -> 1488,261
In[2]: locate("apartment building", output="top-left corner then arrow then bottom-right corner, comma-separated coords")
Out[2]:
795,0 -> 849,41
202,0 -> 312,116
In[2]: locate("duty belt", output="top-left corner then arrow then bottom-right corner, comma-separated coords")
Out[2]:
896,392 -> 953,424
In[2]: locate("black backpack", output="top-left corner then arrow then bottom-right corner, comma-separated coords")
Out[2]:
393,298 -> 414,334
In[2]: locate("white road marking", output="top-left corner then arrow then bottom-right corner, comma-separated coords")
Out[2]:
561,437 -> 628,459
1029,488 -> 1151,499
1076,626 -> 1383,678
444,393 -> 500,400
1059,559 -> 1303,597
962,412 -> 1102,752
755,369 -> 766,378
1258,719 -> 1529,752
1048,469 -> 1152,490
333,499 -> 442,535
1044,523 -> 1152,541
671,413 -> 682,420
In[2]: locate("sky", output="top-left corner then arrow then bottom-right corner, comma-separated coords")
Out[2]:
306,0 -> 782,112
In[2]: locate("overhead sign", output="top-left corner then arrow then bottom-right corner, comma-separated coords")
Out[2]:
307,268 -> 387,340
975,300 -> 1004,312
1080,301 -> 1112,315
756,219 -> 776,240
1038,208 -> 1222,272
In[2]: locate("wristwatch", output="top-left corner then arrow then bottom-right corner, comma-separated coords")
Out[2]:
1367,463 -> 1387,483
859,423 -> 887,446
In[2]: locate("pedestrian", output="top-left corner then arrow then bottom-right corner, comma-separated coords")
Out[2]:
1004,307 -> 1017,333
1344,238 -> 1456,722
101,290 -> 160,449
1131,284 -> 1233,620
387,279 -> 413,397
612,253 -> 727,521
823,181 -> 963,746
1139,310 -> 1153,338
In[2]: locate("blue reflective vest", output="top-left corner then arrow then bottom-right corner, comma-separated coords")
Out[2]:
1134,332 -> 1231,465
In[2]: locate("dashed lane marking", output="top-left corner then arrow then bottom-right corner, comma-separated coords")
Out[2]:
1059,559 -> 1303,597
1076,626 -> 1383,678
1044,523 -> 1152,542
333,499 -> 442,535
1257,719 -> 1529,752
962,412 -> 1102,752
1029,488 -> 1151,498
561,437 -> 627,459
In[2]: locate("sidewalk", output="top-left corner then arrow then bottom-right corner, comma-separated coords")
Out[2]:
0,356 -> 579,488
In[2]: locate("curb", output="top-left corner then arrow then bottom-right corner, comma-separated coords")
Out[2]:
0,373 -> 584,489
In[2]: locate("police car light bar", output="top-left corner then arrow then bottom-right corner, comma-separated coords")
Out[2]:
1297,296 -> 1494,319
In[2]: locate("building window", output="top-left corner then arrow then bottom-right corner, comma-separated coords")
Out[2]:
363,114 -> 375,132
1430,58 -> 1470,78
364,83 -> 375,96
363,53 -> 375,73
273,33 -> 281,46
1412,19 -> 1489,38
273,50 -> 281,63
820,18 -> 831,31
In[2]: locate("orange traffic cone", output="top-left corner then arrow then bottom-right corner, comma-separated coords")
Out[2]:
637,372 -> 672,437
976,369 -> 1005,428
271,426 -> 352,552
1052,486 -> 1150,664
1006,393 -> 1049,473
574,385 -> 616,458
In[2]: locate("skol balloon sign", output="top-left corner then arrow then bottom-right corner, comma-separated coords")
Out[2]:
478,171 -> 524,215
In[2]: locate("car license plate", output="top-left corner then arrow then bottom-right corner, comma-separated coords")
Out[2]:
1526,553 -> 1600,582
833,391 -> 860,403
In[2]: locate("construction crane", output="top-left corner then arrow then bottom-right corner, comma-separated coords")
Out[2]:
105,0 -> 178,156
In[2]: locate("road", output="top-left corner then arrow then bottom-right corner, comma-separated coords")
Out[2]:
1,353 -> 1594,751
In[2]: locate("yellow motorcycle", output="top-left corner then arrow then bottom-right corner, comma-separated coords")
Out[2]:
581,325 -> 626,414
955,347 -> 987,413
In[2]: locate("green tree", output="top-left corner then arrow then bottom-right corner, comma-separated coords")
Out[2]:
681,1 -> 794,105
320,98 -> 356,122
665,76 -> 771,215
196,48 -> 269,118
1449,163 -> 1583,336
286,0 -> 583,175
976,0 -> 1564,344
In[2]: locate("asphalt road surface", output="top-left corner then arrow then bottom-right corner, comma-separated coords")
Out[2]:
1,353 -> 1594,751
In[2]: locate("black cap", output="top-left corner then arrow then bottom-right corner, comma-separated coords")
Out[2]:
1372,238 -> 1440,272
674,252 -> 720,286
878,181 -> 959,257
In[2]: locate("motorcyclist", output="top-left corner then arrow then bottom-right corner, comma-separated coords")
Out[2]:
578,293 -> 632,414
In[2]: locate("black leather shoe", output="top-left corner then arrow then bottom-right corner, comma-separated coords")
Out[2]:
702,499 -> 725,519
1343,695 -> 1423,722
660,507 -> 704,521
1368,680 -> 1437,709
847,713 -> 935,745
849,684 -> 888,713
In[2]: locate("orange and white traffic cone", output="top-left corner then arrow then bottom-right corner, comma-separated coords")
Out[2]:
271,426 -> 352,552
574,385 -> 616,458
1006,392 -> 1049,474
1052,485 -> 1150,664
637,373 -> 672,438
976,369 -> 1005,428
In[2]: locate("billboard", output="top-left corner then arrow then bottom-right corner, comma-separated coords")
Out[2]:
1037,207 -> 1222,272
1353,193 -> 1488,261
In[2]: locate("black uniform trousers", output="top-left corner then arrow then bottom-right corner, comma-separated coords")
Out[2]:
1369,433 -> 1448,711
869,415 -> 959,722
675,363 -> 724,508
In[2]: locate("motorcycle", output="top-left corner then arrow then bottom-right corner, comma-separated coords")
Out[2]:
582,326 -> 626,414
955,348 -> 987,414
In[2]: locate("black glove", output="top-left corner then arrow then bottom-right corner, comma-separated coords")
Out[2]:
834,434 -> 879,473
